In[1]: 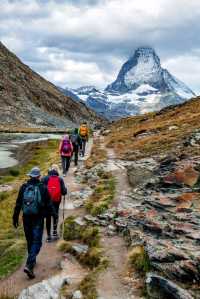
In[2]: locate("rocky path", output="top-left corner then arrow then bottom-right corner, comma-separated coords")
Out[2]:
97,146 -> 142,299
0,139 -> 93,298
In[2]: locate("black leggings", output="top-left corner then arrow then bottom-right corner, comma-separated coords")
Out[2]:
61,156 -> 71,174
46,201 -> 60,236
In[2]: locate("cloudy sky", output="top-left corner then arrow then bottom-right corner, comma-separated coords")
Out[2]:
0,0 -> 200,93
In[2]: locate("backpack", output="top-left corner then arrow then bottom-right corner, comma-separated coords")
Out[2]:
47,176 -> 61,202
22,184 -> 42,215
79,126 -> 88,137
62,139 -> 71,154
70,134 -> 79,146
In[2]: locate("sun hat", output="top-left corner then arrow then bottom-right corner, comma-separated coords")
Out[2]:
27,167 -> 41,178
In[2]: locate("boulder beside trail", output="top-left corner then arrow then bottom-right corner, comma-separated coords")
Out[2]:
146,273 -> 194,299
127,165 -> 154,188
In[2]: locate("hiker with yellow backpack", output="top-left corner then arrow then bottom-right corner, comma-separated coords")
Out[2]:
79,122 -> 89,157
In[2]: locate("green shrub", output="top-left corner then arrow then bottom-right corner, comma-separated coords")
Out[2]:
56,240 -> 72,252
63,216 -> 82,241
79,271 -> 98,299
9,168 -> 20,177
81,226 -> 100,247
128,246 -> 150,275
0,192 -> 9,202
80,247 -> 102,269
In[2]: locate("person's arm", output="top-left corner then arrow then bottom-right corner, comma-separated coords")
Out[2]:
59,177 -> 67,195
12,184 -> 25,228
70,141 -> 73,154
41,176 -> 48,186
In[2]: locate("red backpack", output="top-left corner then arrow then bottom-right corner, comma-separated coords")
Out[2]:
47,176 -> 61,202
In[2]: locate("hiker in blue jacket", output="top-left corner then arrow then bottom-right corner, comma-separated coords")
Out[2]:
12,167 -> 56,279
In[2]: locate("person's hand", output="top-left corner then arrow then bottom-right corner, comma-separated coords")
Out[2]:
13,217 -> 19,228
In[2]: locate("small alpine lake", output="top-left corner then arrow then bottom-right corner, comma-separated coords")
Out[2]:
0,133 -> 63,170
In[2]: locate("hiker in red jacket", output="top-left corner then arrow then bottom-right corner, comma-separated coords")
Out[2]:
42,164 -> 67,242
59,135 -> 73,176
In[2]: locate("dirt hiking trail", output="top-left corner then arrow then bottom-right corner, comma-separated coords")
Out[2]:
97,143 -> 142,299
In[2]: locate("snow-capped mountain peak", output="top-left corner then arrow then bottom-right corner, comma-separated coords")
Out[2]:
106,47 -> 164,93
60,47 -> 195,120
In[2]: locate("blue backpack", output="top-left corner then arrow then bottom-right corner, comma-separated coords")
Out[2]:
22,184 -> 42,215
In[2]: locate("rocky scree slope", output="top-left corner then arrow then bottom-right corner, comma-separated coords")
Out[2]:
62,47 -> 195,120
0,42 -> 102,128
102,97 -> 200,298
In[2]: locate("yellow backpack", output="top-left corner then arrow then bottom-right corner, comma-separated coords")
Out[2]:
79,125 -> 88,137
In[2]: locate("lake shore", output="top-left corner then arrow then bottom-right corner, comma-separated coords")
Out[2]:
0,125 -> 69,134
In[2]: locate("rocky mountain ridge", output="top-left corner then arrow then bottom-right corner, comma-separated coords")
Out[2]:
0,42 -> 102,129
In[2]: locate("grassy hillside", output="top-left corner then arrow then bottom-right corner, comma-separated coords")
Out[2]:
106,96 -> 200,160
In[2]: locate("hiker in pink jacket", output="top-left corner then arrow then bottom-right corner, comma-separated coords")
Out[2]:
59,135 -> 73,176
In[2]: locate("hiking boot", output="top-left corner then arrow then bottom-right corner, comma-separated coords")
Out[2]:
46,236 -> 52,243
53,231 -> 59,240
24,266 -> 35,279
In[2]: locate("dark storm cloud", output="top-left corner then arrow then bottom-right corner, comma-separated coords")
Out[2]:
0,0 -> 200,91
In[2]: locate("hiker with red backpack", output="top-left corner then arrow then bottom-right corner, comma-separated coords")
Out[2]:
42,164 -> 67,242
59,135 -> 73,176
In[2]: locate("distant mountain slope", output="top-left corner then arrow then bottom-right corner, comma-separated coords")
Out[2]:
106,96 -> 200,160
61,47 -> 195,120
0,42 -> 102,128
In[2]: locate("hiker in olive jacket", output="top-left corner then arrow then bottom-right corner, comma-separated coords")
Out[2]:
12,167 -> 56,279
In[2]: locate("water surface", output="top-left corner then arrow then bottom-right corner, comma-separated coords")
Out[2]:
0,133 -> 62,169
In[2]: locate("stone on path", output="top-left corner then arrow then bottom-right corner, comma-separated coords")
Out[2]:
72,290 -> 83,299
18,274 -> 70,299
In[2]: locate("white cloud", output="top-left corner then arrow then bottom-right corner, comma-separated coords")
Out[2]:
163,55 -> 200,94
0,0 -> 200,91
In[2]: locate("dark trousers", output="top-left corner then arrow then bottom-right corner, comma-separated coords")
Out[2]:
61,156 -> 71,174
80,138 -> 87,156
73,144 -> 79,166
46,201 -> 60,236
23,216 -> 44,269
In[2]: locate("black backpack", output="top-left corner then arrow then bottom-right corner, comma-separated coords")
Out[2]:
22,184 -> 42,215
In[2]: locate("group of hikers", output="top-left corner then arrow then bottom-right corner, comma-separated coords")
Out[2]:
60,122 -> 89,175
12,123 -> 89,279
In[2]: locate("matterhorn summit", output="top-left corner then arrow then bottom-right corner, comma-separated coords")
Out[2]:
61,47 -> 195,119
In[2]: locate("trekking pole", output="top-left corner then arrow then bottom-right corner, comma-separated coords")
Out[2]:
62,195 -> 65,240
